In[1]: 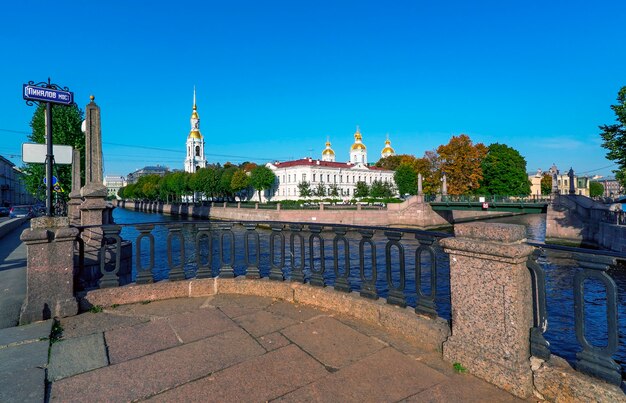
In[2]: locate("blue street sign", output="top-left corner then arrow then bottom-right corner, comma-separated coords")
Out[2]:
43,176 -> 58,186
23,85 -> 73,105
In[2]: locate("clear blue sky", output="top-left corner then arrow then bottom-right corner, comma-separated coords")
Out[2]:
1,0 -> 624,178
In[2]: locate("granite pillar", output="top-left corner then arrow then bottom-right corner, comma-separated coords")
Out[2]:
20,217 -> 78,324
439,222 -> 535,398
67,149 -> 82,226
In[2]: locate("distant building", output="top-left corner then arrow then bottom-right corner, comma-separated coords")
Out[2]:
593,177 -> 623,198
104,175 -> 126,199
126,165 -> 170,184
0,155 -> 36,206
528,166 -> 590,197
184,88 -> 207,174
262,127 -> 396,202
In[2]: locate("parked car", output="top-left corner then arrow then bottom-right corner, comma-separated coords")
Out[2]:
9,205 -> 34,218
0,207 -> 9,217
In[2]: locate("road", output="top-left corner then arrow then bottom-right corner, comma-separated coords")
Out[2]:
0,221 -> 29,328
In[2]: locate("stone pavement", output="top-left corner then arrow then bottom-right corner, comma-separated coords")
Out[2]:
39,294 -> 529,402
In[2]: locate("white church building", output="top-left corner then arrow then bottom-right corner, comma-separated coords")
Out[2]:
263,127 -> 397,201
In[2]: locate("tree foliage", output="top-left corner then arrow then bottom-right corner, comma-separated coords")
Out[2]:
394,164 -> 417,196
600,86 -> 626,188
298,181 -> 312,198
370,180 -> 394,198
590,181 -> 605,198
354,181 -> 369,198
250,166 -> 276,201
21,103 -> 85,201
540,174 -> 552,195
479,143 -> 530,196
437,134 -> 487,195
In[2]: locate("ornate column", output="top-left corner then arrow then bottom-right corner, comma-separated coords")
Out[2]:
439,222 -> 535,398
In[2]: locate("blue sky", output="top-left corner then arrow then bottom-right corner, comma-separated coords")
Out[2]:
1,1 -> 624,178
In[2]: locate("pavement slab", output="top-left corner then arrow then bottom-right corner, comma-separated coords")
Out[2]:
147,344 -> 329,402
112,296 -> 208,317
51,327 -> 265,402
60,311 -> 149,339
265,300 -> 326,322
234,309 -> 298,337
281,315 -> 386,369
167,308 -> 240,343
0,319 -> 52,347
206,293 -> 276,318
277,347 -> 449,402
404,373 -> 524,402
0,340 -> 49,373
257,331 -> 292,352
0,366 -> 46,403
105,319 -> 181,364
48,332 -> 109,381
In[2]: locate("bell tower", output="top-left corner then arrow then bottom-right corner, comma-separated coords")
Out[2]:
184,87 -> 207,173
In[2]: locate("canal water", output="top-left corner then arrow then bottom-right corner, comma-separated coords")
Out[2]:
112,208 -> 625,379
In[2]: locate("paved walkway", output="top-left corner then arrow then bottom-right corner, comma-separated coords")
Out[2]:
14,294 -> 526,402
0,220 -> 29,328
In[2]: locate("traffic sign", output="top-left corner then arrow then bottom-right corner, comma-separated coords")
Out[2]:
23,84 -> 73,105
43,176 -> 58,186
482,202 -> 489,209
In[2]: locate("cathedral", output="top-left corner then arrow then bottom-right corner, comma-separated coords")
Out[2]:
263,127 -> 397,202
184,88 -> 207,173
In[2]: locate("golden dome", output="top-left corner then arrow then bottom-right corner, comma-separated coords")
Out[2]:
381,139 -> 395,154
354,128 -> 362,141
322,148 -> 335,155
351,143 -> 366,150
191,110 -> 199,119
189,130 -> 202,139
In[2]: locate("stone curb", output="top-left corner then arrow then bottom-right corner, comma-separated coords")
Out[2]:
0,217 -> 28,240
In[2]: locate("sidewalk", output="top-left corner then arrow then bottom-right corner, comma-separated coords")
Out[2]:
1,294 -> 527,402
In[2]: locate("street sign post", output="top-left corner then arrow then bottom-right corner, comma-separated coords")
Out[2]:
23,85 -> 73,105
22,78 -> 75,216
22,143 -> 73,164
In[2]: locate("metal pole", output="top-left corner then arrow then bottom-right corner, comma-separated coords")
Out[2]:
45,101 -> 53,217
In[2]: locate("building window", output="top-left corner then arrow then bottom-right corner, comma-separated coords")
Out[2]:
327,174 -> 330,182
334,175 -> 336,183
195,146 -> 200,157
313,173 -> 316,182
302,173 -> 306,182
352,176 -> 355,183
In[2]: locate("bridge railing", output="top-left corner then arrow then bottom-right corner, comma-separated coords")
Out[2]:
74,221 -> 453,319
73,220 -> 625,386
603,210 -> 626,226
426,194 -> 552,203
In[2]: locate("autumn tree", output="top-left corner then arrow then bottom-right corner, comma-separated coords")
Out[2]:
231,169 -> 251,200
599,86 -> 626,187
479,143 -> 530,196
436,134 -> 487,195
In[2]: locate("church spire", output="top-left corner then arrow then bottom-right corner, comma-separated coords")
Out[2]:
185,87 -> 207,174
189,87 -> 201,139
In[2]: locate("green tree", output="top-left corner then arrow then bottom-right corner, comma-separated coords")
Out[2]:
394,164 -> 418,196
231,169 -> 251,200
370,180 -> 394,198
479,143 -> 531,196
437,134 -> 487,195
600,86 -> 626,188
328,183 -> 340,197
138,174 -> 161,200
540,174 -> 552,195
21,103 -> 85,201
590,181 -> 605,198
298,181 -> 312,198
250,166 -> 276,202
354,181 -> 369,198
220,166 -> 237,201
313,182 -> 326,197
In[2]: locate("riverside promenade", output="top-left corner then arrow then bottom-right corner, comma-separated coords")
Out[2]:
1,294 -> 525,402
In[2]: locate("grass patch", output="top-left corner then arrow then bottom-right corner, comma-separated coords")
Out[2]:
111,304 -> 119,309
50,320 -> 63,344
89,305 -> 104,313
453,362 -> 467,374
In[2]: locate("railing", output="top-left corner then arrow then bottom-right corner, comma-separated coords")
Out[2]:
527,242 -> 625,385
603,210 -> 626,226
426,194 -> 552,203
74,221 -> 452,319
74,220 -> 625,385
